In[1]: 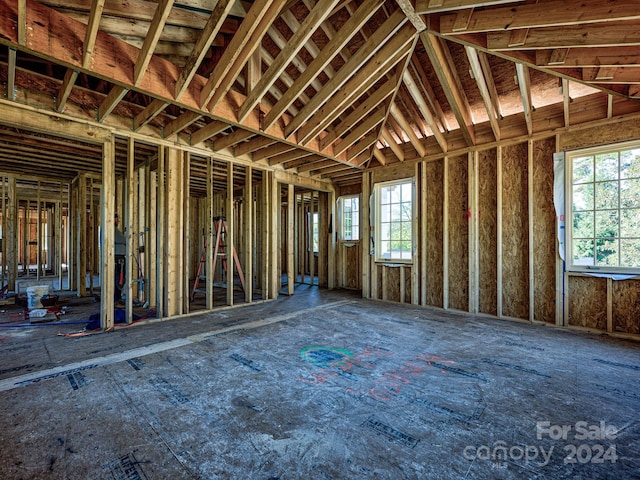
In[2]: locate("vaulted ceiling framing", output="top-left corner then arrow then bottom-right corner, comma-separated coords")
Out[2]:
1,0 -> 639,188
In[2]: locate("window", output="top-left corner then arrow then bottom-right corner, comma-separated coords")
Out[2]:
374,178 -> 414,262
308,212 -> 319,253
566,140 -> 640,273
339,195 -> 359,241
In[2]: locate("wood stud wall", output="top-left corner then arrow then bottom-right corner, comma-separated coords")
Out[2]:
361,118 -> 640,338
1,106 -> 640,338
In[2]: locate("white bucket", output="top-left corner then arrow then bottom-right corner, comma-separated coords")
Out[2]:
26,285 -> 50,309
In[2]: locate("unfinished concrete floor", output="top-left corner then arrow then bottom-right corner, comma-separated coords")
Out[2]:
0,287 -> 639,479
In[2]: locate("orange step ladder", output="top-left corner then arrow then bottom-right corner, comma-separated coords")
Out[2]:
190,216 -> 245,302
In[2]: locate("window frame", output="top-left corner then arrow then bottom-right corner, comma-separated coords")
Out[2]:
565,139 -> 640,275
373,177 -> 415,264
338,194 -> 360,242
308,211 -> 319,253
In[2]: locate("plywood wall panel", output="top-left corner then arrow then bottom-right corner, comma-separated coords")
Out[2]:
448,155 -> 468,311
612,280 -> 640,334
385,265 -> 401,303
568,276 -> 607,330
426,159 -> 444,307
532,138 -> 556,323
478,148 -> 498,316
344,243 -> 361,290
502,143 -> 529,319
560,118 -> 640,151
404,266 -> 412,303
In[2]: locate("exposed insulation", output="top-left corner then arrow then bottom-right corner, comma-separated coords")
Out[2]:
560,118 -> 640,151
532,138 -> 556,323
501,143 -> 529,319
568,276 -> 607,330
612,279 -> 640,334
426,160 -> 444,307
448,156 -> 468,311
478,148 -> 498,316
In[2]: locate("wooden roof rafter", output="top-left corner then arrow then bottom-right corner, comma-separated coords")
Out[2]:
284,10 -> 409,139
174,0 -> 236,100
420,32 -> 476,146
261,0 -> 384,131
296,23 -> 417,146
466,46 -> 501,141
237,0 -> 342,123
515,62 -> 533,135
201,0 -> 287,111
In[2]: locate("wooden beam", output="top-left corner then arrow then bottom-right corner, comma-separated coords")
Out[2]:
410,59 -> 451,132
133,0 -> 175,85
439,0 -> 640,34
402,69 -> 449,151
285,11 -> 408,138
563,78 -> 570,127
175,0 -> 235,99
466,46 -> 500,141
319,77 -> 396,150
253,143 -> 296,161
0,0 -> 346,161
101,137 -> 116,330
390,103 -> 426,157
97,85 -> 128,122
416,0 -> 520,14
394,0 -> 427,32
17,0 -> 26,45
243,164 -> 253,302
83,0 -> 105,68
372,148 -> 387,166
213,129 -> 254,151
238,0 -> 342,122
7,48 -> 16,101
516,63 -> 533,135
200,0 -> 286,109
163,110 -> 202,138
536,47 -> 640,67
271,149 -> 314,166
331,108 -> 387,156
190,120 -> 229,145
381,128 -> 405,162
56,68 -> 78,113
133,98 -> 168,131
287,183 -> 294,295
297,27 -> 416,145
421,32 -> 476,145
234,136 -> 278,156
488,21 -> 640,50
346,134 -> 377,163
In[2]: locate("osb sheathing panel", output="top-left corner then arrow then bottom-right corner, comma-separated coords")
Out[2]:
502,143 -> 529,319
384,265 -> 401,303
404,266 -> 412,303
344,243 -> 361,290
371,162 -> 415,184
478,148 -> 498,316
426,160 -> 444,307
448,156 -> 469,311
569,276 -> 607,330
612,280 -> 640,334
560,118 -> 640,151
533,138 -> 556,323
